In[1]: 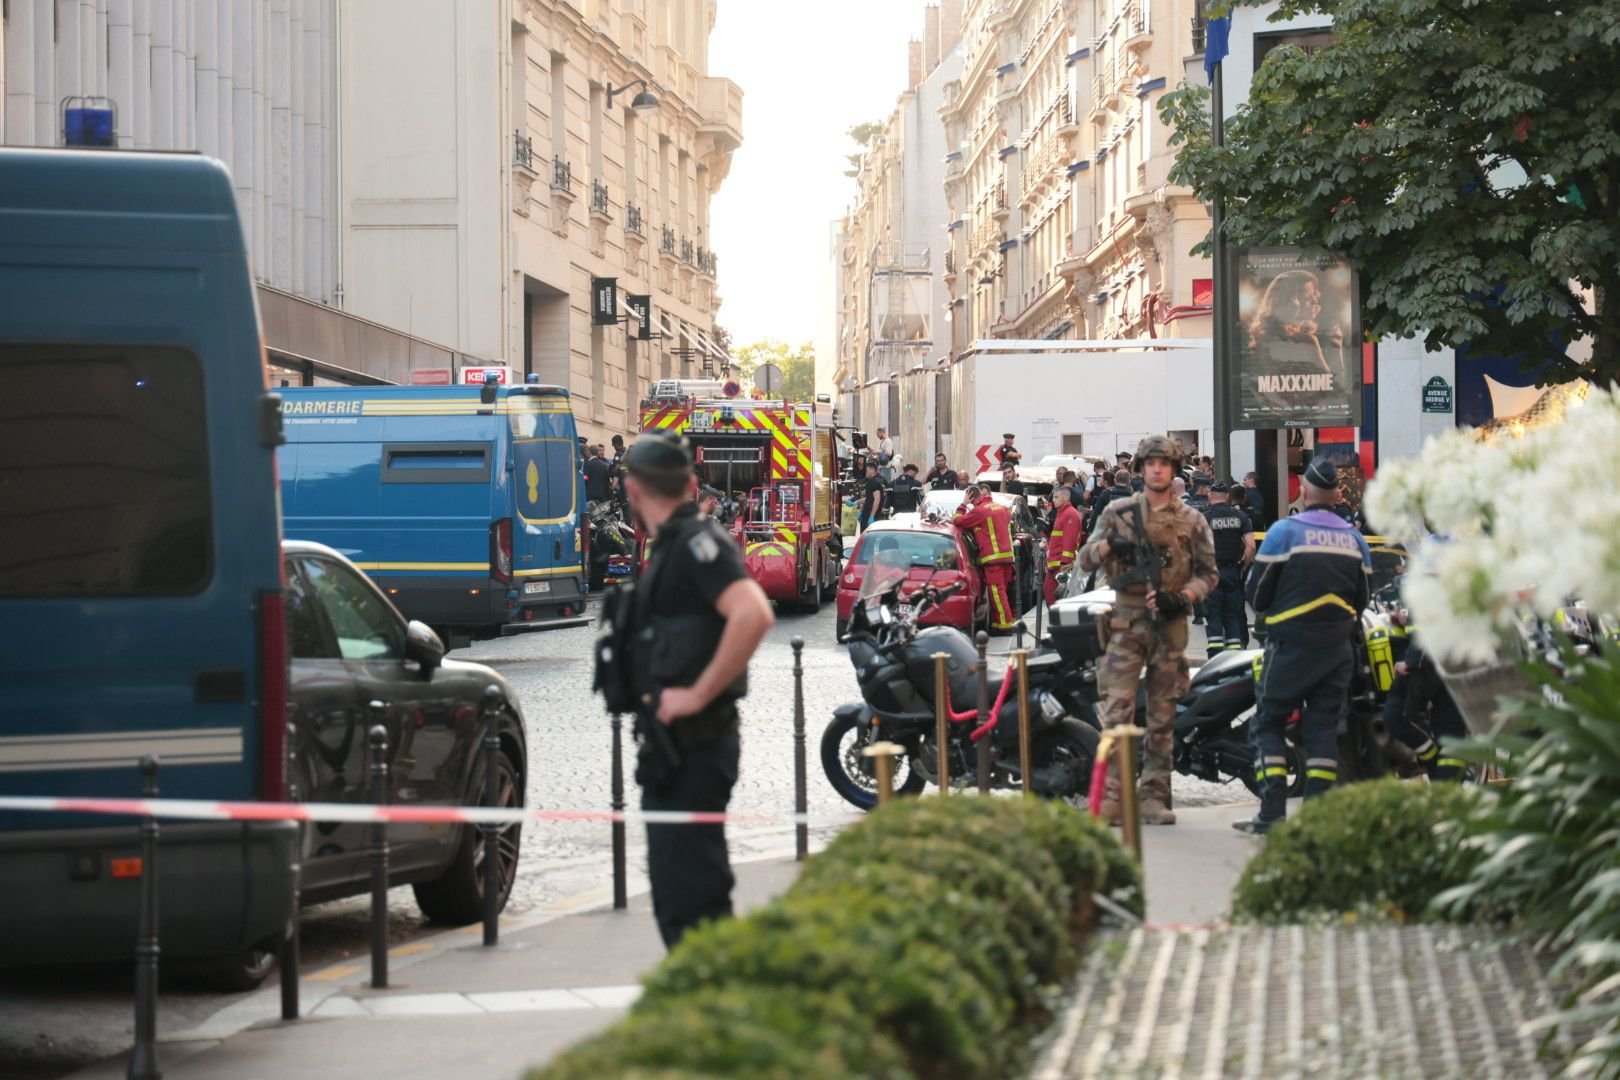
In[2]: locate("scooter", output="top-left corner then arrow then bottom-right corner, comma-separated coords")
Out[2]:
821,552 -> 1100,810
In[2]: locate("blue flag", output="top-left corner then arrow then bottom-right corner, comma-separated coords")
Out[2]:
1204,15 -> 1231,78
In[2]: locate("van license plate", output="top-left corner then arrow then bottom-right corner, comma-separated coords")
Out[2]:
523,581 -> 552,595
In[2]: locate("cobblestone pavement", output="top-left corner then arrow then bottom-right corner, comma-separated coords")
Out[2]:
1032,924 -> 1586,1080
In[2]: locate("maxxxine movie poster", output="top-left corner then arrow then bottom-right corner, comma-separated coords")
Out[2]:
1233,248 -> 1361,429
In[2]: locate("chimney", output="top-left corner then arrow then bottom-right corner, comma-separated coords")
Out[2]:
940,0 -> 963,52
924,5 -> 941,74
908,38 -> 923,90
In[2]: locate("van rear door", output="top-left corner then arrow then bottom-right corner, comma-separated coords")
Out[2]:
504,388 -> 585,616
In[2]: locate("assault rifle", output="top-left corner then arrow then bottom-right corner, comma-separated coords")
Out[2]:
1105,498 -> 1185,622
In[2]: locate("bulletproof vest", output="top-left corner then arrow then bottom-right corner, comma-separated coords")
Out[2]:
1104,495 -> 1202,598
1204,505 -> 1249,565
628,512 -> 745,713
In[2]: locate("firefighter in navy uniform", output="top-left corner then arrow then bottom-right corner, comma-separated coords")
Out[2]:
1201,481 -> 1255,654
616,434 -> 775,946
1235,456 -> 1372,835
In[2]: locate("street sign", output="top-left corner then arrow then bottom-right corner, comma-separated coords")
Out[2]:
409,368 -> 453,386
754,362 -> 783,395
1422,376 -> 1453,413
592,277 -> 619,327
460,366 -> 515,386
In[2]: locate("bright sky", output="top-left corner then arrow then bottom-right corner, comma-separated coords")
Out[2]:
708,1 -> 926,347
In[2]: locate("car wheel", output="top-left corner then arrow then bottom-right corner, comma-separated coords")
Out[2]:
412,745 -> 522,925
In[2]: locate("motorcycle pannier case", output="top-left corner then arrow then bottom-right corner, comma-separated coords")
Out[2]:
1050,598 -> 1113,666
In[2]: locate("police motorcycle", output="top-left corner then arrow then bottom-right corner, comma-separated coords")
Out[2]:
821,549 -> 1100,810
1047,581 -> 1293,794
587,499 -> 636,590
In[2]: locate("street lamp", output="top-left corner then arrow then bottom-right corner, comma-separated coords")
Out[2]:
607,79 -> 661,113
978,268 -> 1003,289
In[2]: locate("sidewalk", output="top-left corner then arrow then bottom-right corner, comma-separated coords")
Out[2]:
70,857 -> 802,1080
70,805 -> 1255,1080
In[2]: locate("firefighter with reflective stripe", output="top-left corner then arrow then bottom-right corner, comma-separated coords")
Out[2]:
953,485 -> 1018,634
1044,485 -> 1083,607
1078,436 -> 1219,826
1201,481 -> 1254,653
1235,456 -> 1372,835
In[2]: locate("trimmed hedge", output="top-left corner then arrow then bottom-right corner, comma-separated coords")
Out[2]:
1232,778 -> 1482,924
529,795 -> 1136,1079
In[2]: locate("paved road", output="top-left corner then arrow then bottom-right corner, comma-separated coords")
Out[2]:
1,600 -> 1252,1076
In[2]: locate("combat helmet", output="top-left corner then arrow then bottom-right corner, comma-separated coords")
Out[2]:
1132,434 -> 1185,473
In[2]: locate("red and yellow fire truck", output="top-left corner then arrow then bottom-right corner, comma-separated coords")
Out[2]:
638,379 -> 840,610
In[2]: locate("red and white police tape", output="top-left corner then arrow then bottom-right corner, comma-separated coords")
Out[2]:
0,795 -> 860,828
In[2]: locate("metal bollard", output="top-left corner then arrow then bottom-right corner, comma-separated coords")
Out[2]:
975,631 -> 991,794
1013,553 -> 1025,651
481,685 -> 502,947
1015,650 -> 1033,796
280,722 -> 301,1022
367,720 -> 390,990
1116,728 -> 1143,862
862,741 -> 903,806
128,756 -> 161,1080
1035,540 -> 1048,644
791,638 -> 808,861
932,652 -> 950,795
609,710 -> 628,910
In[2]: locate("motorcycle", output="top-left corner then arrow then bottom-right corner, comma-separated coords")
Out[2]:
1048,581 -> 1410,797
821,550 -> 1100,810
587,500 -> 636,590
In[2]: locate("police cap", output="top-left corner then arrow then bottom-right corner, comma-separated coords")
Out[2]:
1211,479 -> 1231,493
1192,473 -> 1212,489
1115,451 -> 1133,462
1303,455 -> 1338,490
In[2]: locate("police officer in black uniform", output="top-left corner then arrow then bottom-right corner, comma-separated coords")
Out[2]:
1236,457 -> 1372,835
615,434 -> 775,947
1202,481 -> 1254,654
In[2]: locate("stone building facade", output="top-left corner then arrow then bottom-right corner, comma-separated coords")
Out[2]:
833,2 -> 963,441
0,0 -> 741,430
941,0 -> 1212,347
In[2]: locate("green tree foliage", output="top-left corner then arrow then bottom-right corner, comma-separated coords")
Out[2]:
845,119 -> 885,177
1158,0 -> 1620,386
729,339 -> 818,400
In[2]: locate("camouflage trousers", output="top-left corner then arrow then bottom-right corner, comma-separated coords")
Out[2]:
1097,605 -> 1190,804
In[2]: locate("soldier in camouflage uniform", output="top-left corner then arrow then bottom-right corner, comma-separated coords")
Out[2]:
1077,435 -> 1219,825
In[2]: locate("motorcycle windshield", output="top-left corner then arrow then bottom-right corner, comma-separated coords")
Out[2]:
858,550 -> 912,602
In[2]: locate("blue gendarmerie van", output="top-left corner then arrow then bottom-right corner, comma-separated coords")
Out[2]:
277,384 -> 589,642
0,148 -> 297,979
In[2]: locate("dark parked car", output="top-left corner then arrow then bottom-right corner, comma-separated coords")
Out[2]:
269,541 -> 526,985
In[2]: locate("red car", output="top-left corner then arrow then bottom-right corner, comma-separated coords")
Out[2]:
835,519 -> 985,641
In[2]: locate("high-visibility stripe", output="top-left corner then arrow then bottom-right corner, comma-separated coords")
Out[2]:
989,585 -> 1015,629
980,552 -> 1014,564
1306,768 -> 1337,781
1436,758 -> 1467,771
1264,593 -> 1359,624
1261,766 -> 1288,779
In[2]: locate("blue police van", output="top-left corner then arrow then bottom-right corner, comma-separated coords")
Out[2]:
0,149 -> 297,975
277,384 -> 588,641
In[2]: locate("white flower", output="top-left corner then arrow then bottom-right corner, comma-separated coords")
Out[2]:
1403,538 -> 1516,666
1374,385 -> 1620,663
